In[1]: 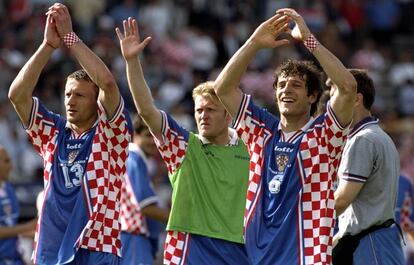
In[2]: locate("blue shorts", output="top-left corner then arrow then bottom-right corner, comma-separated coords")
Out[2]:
67,248 -> 121,265
0,257 -> 24,265
353,224 -> 404,265
164,231 -> 250,265
121,232 -> 155,265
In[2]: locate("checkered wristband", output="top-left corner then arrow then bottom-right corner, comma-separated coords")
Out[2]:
304,34 -> 319,52
63,32 -> 81,48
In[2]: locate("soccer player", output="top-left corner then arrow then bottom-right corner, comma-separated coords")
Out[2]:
396,174 -> 414,261
0,145 -> 36,265
8,3 -> 131,265
333,69 -> 404,265
213,8 -> 357,265
120,116 -> 170,264
116,18 -> 250,264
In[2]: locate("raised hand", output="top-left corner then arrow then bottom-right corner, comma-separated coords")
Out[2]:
43,14 -> 61,49
46,3 -> 73,38
277,8 -> 311,41
249,13 -> 290,50
115,17 -> 152,61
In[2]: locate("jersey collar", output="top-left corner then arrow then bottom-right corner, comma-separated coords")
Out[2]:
349,116 -> 379,138
198,128 -> 239,146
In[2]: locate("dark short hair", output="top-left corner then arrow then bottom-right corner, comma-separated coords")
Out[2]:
133,115 -> 149,134
349,69 -> 375,110
273,59 -> 323,116
67,69 -> 93,83
66,69 -> 99,97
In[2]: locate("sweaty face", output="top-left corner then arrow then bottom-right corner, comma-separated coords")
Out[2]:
0,148 -> 12,182
64,78 -> 98,131
275,74 -> 316,118
194,95 -> 230,141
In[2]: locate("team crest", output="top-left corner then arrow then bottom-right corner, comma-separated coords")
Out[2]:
276,153 -> 289,172
68,150 -> 79,164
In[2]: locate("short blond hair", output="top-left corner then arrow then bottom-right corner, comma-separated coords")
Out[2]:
192,81 -> 218,101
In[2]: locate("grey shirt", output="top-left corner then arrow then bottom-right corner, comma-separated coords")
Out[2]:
337,117 -> 400,236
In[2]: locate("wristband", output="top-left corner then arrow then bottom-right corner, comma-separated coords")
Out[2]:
63,32 -> 81,48
304,34 -> 319,52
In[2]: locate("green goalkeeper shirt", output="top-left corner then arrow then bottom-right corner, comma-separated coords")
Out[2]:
156,118 -> 250,243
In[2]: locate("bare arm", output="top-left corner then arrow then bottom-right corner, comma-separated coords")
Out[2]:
334,179 -> 364,216
0,218 -> 37,239
49,3 -> 120,118
141,204 -> 169,224
116,18 -> 162,134
214,14 -> 289,117
278,8 -> 357,125
8,15 -> 61,126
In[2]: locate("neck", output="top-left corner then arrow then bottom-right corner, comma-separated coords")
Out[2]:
69,119 -> 96,135
279,114 -> 311,133
205,130 -> 230,145
351,108 -> 371,128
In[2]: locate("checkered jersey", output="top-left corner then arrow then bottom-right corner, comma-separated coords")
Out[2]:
120,145 -> 158,236
27,97 -> 131,261
120,172 -> 148,235
151,111 -> 189,175
233,94 -> 348,265
163,230 -> 190,265
396,175 -> 414,231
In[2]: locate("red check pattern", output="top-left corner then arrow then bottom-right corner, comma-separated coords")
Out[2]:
27,98 -> 131,258
119,172 -> 148,235
63,31 -> 81,47
153,111 -> 188,175
400,191 -> 414,230
304,35 -> 319,53
235,95 -> 348,265
164,230 -> 189,265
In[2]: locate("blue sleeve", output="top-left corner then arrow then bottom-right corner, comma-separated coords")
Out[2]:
126,152 -> 157,208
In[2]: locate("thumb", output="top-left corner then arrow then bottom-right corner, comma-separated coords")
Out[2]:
273,39 -> 289,48
141,36 -> 152,48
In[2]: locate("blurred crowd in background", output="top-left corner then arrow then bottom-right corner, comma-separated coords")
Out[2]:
1,0 -> 414,262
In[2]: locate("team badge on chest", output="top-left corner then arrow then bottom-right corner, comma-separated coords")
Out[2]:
269,153 -> 289,194
68,150 -> 79,164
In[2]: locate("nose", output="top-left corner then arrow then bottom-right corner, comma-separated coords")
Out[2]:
66,94 -> 75,105
280,82 -> 293,93
200,110 -> 208,120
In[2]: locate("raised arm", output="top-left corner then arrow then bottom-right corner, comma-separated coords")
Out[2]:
48,3 -> 120,118
278,8 -> 357,125
8,14 -> 61,126
116,18 -> 162,134
214,14 -> 289,117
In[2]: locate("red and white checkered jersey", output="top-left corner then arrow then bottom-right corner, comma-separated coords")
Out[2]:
27,97 -> 131,259
234,94 -> 349,265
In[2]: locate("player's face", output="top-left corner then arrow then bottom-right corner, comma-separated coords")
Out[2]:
136,128 -> 157,156
275,74 -> 316,119
64,78 -> 98,130
194,95 -> 230,142
0,147 -> 12,182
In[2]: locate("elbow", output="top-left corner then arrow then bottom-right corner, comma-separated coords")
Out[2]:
213,81 -> 229,99
8,86 -> 20,104
344,75 -> 358,95
100,73 -> 118,92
